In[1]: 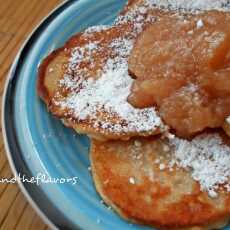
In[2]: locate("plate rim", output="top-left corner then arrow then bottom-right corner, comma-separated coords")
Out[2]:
1,1 -> 80,229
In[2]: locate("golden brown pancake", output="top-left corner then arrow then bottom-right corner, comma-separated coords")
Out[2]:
90,134 -> 230,229
37,4 -> 169,141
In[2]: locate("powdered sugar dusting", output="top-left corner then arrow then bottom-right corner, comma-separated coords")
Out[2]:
227,116 -> 230,125
58,47 -> 162,133
84,25 -> 110,34
69,42 -> 99,71
54,11 -> 163,134
115,0 -> 230,28
169,133 -> 230,197
144,0 -> 230,12
115,1 -> 156,28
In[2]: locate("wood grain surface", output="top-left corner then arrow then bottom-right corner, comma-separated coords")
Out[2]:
0,0 -> 62,229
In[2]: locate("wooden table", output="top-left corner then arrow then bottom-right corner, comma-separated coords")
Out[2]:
0,0 -> 62,229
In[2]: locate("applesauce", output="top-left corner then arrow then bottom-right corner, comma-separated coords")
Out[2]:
128,11 -> 230,137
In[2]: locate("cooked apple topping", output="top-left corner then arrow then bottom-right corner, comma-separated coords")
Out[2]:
128,11 -> 230,137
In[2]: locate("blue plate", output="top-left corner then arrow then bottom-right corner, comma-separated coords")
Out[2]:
2,1 -> 230,230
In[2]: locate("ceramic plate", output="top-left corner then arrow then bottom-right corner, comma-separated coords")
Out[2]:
2,0 -> 230,230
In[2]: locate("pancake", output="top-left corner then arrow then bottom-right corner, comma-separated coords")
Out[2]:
37,3 -> 168,141
90,133 -> 230,229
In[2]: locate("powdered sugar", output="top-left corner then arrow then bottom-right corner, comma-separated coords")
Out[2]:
108,38 -> 133,57
196,18 -> 204,28
227,116 -> 230,125
69,42 -> 99,71
115,0 -> 230,29
84,25 -> 110,34
169,133 -> 230,197
144,0 -> 230,12
116,2 -> 157,33
55,11 -> 164,134
59,57 -> 162,133
59,74 -> 81,91
116,0 -> 230,29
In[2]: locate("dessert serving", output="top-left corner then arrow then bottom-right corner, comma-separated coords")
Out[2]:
37,0 -> 230,229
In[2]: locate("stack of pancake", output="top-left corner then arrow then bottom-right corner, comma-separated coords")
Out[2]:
37,0 -> 230,229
